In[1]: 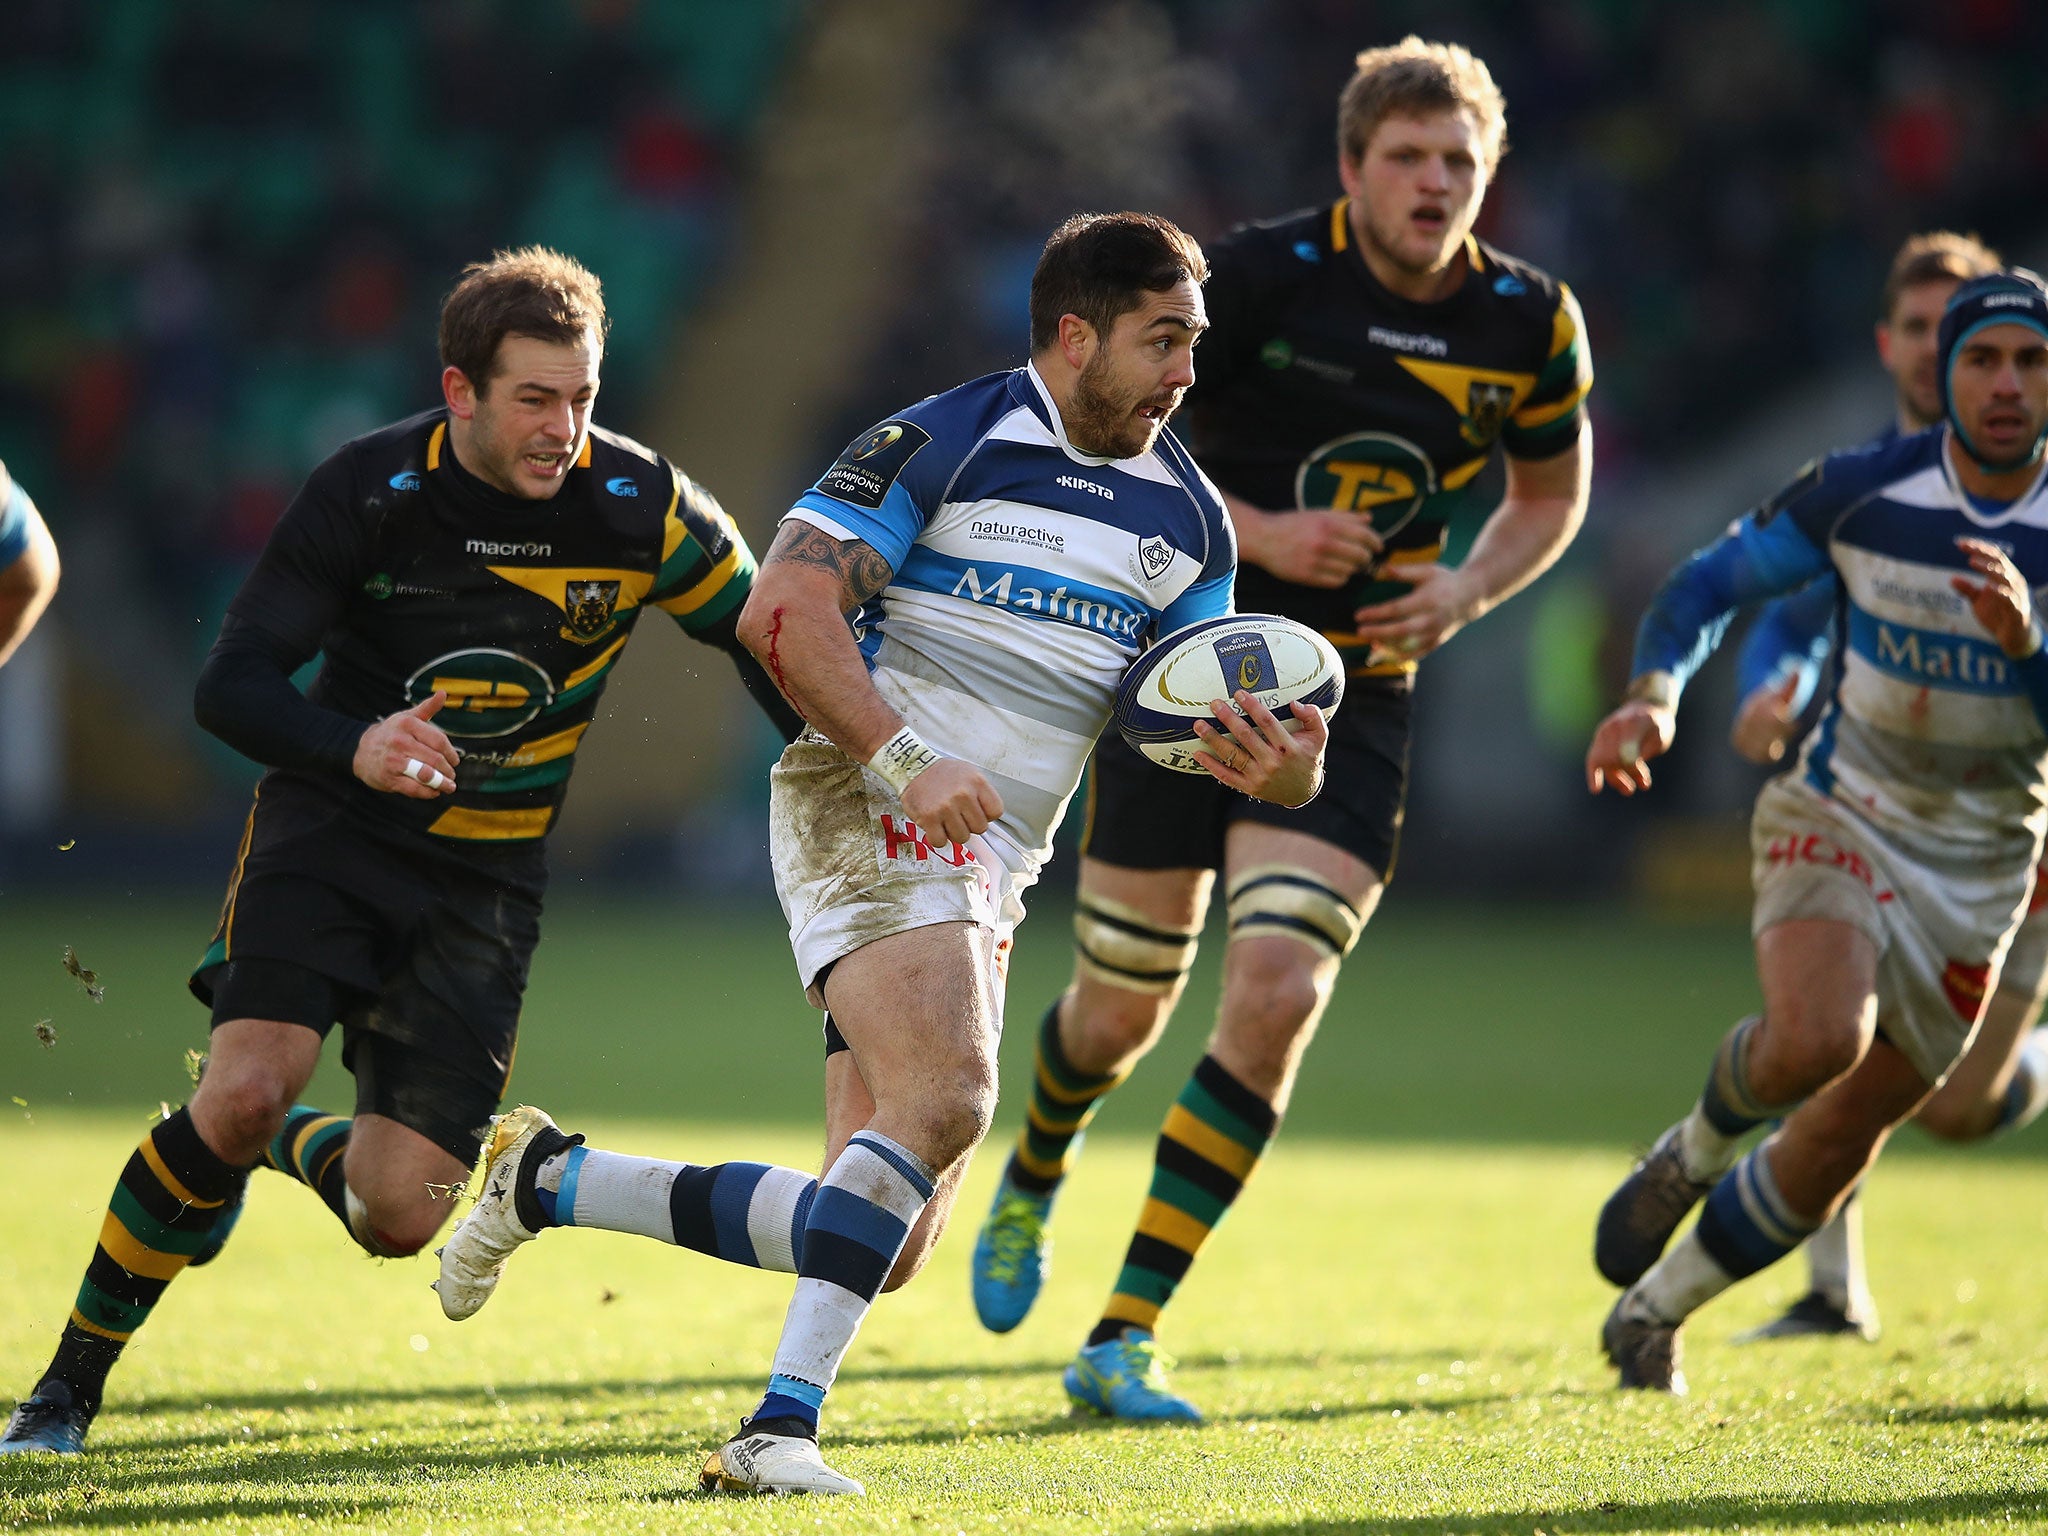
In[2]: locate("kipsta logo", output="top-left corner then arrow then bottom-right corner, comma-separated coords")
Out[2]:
605,477 -> 639,497
388,471 -> 422,492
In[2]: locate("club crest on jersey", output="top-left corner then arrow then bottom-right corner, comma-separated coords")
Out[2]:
562,579 -> 622,642
1464,381 -> 1515,447
1137,535 -> 1174,582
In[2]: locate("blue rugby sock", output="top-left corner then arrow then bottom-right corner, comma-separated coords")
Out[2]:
753,1130 -> 935,1432
1694,1144 -> 1820,1281
535,1146 -> 817,1272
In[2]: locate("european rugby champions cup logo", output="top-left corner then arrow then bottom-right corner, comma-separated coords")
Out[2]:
1211,630 -> 1279,695
562,579 -> 622,642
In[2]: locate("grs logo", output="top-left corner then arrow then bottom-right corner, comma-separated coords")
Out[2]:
467,539 -> 553,557
388,472 -> 422,491
605,477 -> 639,497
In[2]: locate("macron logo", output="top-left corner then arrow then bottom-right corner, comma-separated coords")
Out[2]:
467,539 -> 553,557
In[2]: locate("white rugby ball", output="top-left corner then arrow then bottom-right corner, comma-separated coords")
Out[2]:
1113,614 -> 1344,774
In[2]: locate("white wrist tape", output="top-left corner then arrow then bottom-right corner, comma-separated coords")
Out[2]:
1625,670 -> 1680,711
869,727 -> 941,796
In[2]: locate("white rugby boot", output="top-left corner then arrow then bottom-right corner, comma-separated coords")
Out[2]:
699,1420 -> 864,1496
434,1106 -> 579,1321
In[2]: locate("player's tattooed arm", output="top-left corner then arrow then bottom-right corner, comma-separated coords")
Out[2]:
760,520 -> 894,613
738,519 -> 905,754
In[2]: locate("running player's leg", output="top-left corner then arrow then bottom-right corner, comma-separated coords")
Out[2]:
824,1041 -> 968,1292
1609,1034 -> 1929,1392
3,1018 -> 324,1453
1596,916 -> 1879,1288
1067,824 -> 1376,1421
971,730 -> 1223,1333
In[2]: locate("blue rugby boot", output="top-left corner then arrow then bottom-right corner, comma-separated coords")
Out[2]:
0,1380 -> 94,1455
1064,1329 -> 1202,1423
971,1178 -> 1054,1333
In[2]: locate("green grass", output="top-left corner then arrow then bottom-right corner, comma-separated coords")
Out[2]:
2,896 -> 2047,1531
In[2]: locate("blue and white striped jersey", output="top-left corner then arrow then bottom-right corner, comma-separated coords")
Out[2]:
0,474 -> 35,569
1637,427 -> 2048,862
788,363 -> 1236,874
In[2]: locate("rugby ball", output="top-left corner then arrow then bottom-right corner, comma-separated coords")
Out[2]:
1113,614 -> 1344,774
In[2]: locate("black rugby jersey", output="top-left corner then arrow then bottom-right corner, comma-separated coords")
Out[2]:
1186,200 -> 1592,676
209,408 -> 766,845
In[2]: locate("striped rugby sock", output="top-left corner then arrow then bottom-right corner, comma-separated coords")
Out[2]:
536,1146 -> 818,1272
1004,1000 -> 1129,1197
1088,1055 -> 1276,1348
266,1106 -> 353,1231
754,1130 -> 935,1431
42,1109 -> 241,1410
1694,1143 -> 1821,1284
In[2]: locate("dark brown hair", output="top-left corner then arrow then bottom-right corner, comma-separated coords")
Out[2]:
1337,36 -> 1507,172
1882,231 -> 2000,321
1029,212 -> 1208,354
438,246 -> 608,395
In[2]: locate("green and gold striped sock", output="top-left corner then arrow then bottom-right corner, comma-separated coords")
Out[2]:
43,1108 -> 240,1410
1089,1055 -> 1277,1346
267,1106 -> 353,1230
1004,1000 -> 1129,1196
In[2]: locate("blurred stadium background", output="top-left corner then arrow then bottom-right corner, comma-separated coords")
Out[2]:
3,0 -> 2047,1137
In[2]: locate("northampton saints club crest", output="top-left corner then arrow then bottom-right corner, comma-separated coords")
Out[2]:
563,579 -> 622,641
1464,381 -> 1516,447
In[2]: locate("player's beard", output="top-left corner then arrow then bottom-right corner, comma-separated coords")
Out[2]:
1068,354 -> 1173,460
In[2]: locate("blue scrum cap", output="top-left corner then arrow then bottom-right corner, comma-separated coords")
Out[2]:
1938,268 -> 2048,470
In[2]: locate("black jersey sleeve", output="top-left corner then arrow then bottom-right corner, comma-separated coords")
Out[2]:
197,446 -> 379,773
1500,281 -> 1593,461
645,468 -> 801,740
1191,233 -> 1273,402
193,614 -> 367,774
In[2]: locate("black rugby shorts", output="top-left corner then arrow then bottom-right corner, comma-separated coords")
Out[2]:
190,775 -> 545,1165
1080,675 -> 1412,882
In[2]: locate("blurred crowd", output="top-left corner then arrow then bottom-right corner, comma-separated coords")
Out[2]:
0,0 -> 800,676
848,0 -> 2048,473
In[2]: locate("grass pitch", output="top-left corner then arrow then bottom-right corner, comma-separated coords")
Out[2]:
2,896 -> 2047,1531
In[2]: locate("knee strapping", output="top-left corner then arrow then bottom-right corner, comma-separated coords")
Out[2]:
1072,893 -> 1200,995
1226,864 -> 1364,960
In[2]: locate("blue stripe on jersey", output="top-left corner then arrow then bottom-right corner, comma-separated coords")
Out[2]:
806,1185 -> 911,1251
895,547 -> 1151,643
1837,498 -> 2048,572
1805,698 -> 1842,795
1845,606 -> 2024,695
792,486 -> 925,570
0,478 -> 31,567
957,440 -> 1217,550
1633,510 -> 1830,688
1159,572 -> 1235,634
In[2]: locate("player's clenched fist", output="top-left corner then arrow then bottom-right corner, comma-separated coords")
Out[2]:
355,691 -> 461,799
902,757 -> 1004,847
1586,694 -> 1676,797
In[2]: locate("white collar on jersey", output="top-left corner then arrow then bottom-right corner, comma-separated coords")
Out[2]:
1930,424 -> 2048,529
1025,360 -> 1146,469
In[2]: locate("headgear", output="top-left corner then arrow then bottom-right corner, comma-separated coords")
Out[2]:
1937,268 -> 2048,471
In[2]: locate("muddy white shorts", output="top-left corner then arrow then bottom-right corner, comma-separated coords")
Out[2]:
769,731 -> 1030,1008
1749,774 -> 2030,1086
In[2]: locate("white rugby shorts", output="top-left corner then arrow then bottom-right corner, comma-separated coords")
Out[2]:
1749,774 -> 2031,1085
769,730 -> 1029,1008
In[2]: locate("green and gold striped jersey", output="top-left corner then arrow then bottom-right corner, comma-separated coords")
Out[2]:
1186,200 -> 1592,676
225,408 -> 759,844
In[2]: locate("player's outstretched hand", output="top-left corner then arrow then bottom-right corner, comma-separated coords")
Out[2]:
902,757 -> 1004,846
1586,699 -> 1675,796
1194,692 -> 1326,807
1242,507 -> 1382,588
1352,562 -> 1481,663
355,691 -> 461,799
1730,670 -> 1805,765
1952,536 -> 2040,658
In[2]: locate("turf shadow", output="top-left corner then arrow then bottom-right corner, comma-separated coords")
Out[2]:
1193,1487 -> 2048,1534
1870,1398 -> 2048,1425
